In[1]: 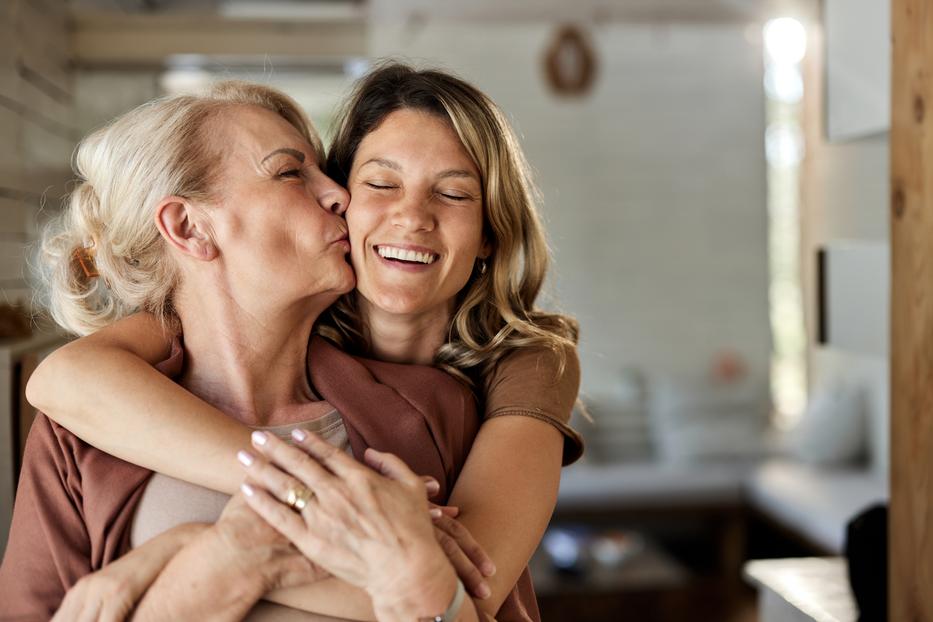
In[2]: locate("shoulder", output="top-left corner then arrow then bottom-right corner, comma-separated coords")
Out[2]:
484,343 -> 580,416
482,343 -> 584,465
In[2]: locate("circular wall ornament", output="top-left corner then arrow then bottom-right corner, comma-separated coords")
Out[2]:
544,25 -> 597,97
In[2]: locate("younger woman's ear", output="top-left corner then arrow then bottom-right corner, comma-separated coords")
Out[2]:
479,235 -> 493,260
154,196 -> 218,261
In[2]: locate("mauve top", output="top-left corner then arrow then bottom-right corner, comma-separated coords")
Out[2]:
0,336 -> 582,621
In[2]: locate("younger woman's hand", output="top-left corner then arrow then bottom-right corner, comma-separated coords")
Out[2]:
52,523 -> 207,622
414,471 -> 497,600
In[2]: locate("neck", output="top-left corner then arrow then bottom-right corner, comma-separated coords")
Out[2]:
359,296 -> 450,365
174,280 -> 333,426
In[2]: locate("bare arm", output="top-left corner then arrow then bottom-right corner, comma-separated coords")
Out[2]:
447,416 -> 563,618
52,523 -> 207,622
26,312 -> 251,494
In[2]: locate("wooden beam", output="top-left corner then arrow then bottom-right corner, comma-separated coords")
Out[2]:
890,0 -> 933,619
72,12 -> 366,69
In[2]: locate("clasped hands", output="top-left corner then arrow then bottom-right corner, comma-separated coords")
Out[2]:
236,429 -> 496,613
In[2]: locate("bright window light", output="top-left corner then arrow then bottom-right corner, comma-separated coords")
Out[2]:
764,18 -> 807,65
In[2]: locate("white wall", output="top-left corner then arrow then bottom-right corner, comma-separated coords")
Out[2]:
370,19 -> 771,394
800,21 -> 889,474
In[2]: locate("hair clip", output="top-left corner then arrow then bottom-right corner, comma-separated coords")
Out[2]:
73,244 -> 99,279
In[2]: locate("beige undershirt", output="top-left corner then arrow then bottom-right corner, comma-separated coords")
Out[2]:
130,402 -> 351,621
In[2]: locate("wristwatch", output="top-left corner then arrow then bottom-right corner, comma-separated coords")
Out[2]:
418,577 -> 465,622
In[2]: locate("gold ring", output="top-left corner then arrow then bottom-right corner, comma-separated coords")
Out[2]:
285,485 -> 314,512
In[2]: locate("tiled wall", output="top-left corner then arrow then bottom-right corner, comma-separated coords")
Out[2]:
0,0 -> 77,310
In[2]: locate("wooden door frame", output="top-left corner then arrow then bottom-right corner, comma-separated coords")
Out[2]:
890,0 -> 933,619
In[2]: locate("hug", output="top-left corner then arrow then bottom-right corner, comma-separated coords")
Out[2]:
0,62 -> 582,621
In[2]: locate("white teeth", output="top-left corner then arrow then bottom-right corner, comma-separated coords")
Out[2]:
377,246 -> 437,264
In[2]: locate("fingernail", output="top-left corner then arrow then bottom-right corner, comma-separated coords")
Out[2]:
483,562 -> 497,577
425,479 -> 440,495
291,428 -> 308,442
252,431 -> 268,446
478,584 -> 491,599
429,508 -> 443,519
237,450 -> 254,466
241,483 -> 255,496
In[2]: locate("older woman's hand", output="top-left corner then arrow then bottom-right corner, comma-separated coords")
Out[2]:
238,430 -> 477,621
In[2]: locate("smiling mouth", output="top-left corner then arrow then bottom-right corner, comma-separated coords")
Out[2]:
375,245 -> 439,265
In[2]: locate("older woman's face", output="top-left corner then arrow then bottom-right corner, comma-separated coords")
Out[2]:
345,109 -> 487,319
208,105 -> 354,307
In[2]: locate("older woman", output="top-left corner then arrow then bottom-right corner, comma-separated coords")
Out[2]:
17,64 -> 581,620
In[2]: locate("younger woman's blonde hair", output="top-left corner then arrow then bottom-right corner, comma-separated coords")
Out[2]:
322,62 -> 579,384
39,81 -> 321,336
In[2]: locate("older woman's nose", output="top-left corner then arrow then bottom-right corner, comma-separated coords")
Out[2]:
312,171 -> 350,215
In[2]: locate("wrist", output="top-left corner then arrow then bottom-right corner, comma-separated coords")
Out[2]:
370,552 -> 460,622
202,526 -> 274,596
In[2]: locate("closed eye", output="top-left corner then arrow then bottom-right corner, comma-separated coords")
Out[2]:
279,169 -> 302,179
366,182 -> 397,190
440,193 -> 470,201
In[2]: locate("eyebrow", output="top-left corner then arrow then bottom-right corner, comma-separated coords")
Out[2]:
360,157 -> 478,181
261,148 -> 306,164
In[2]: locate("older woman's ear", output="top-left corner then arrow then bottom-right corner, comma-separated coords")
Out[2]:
154,196 -> 218,262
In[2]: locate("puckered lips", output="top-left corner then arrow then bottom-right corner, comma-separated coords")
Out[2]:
373,243 -> 439,272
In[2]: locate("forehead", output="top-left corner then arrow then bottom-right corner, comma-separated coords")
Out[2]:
356,109 -> 478,174
215,104 -> 316,160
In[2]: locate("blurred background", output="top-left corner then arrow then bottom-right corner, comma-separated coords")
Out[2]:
0,0 -> 890,620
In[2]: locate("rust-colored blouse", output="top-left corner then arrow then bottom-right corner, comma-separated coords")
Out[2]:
0,338 -> 582,621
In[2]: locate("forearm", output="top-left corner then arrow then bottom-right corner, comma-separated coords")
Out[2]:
447,417 -> 563,617
133,528 -> 267,621
265,578 -> 376,620
28,346 -> 249,494
120,522 -> 209,591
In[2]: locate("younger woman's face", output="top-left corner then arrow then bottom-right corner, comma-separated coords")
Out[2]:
346,108 -> 488,320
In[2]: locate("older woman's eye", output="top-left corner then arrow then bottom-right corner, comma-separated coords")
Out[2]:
279,169 -> 302,178
366,182 -> 396,190
439,192 -> 471,202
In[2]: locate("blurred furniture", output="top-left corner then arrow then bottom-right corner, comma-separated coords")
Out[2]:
543,461 -> 750,621
744,557 -> 856,622
0,330 -> 68,558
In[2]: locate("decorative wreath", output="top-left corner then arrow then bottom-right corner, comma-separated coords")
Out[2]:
544,25 -> 597,96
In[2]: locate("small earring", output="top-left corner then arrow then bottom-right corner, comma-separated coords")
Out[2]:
480,259 -> 487,275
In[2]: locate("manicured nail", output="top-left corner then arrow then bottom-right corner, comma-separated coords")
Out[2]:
241,483 -> 255,496
251,431 -> 268,446
291,428 -> 308,442
237,450 -> 254,466
425,478 -> 440,495
482,562 -> 497,577
478,583 -> 491,599
429,508 -> 443,519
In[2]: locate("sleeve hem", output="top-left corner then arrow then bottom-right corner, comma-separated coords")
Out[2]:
485,408 -> 585,466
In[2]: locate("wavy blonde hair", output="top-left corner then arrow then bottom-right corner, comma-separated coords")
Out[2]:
320,62 -> 578,384
38,81 -> 321,336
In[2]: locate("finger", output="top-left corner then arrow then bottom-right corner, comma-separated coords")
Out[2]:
238,449 -> 317,509
434,527 -> 491,600
240,482 -> 311,546
434,514 -> 496,577
290,428 -> 361,478
250,431 -> 333,491
362,448 -> 422,489
429,502 -> 459,518
420,475 -> 441,497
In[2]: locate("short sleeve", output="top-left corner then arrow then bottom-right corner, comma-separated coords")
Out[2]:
483,344 -> 584,465
0,414 -> 92,619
